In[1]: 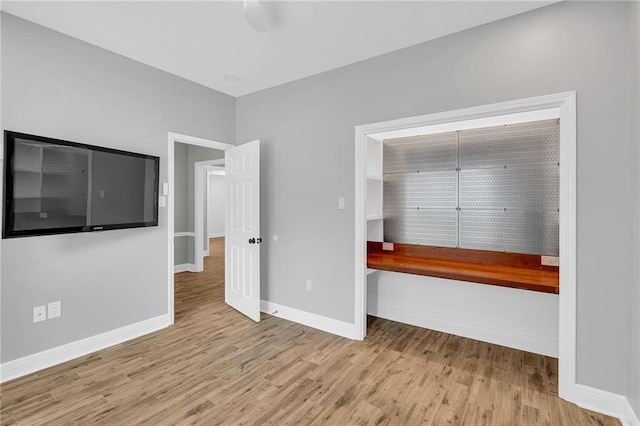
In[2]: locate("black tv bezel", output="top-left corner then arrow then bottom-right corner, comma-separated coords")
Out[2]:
3,130 -> 160,239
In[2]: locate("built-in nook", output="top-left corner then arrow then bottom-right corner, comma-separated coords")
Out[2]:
355,93 -> 576,390
366,116 -> 560,294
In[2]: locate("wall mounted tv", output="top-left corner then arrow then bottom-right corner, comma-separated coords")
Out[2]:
3,131 -> 159,238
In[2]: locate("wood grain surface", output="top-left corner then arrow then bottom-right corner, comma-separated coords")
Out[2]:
0,238 -> 614,425
368,242 -> 559,294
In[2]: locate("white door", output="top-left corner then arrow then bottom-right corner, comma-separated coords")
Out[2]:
225,140 -> 261,322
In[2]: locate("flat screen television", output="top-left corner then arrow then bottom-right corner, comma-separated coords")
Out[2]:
3,131 -> 159,238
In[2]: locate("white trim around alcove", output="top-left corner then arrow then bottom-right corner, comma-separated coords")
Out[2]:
354,92 -> 577,401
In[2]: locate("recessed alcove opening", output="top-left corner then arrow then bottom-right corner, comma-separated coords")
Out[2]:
354,92 -> 576,400
368,112 -> 560,292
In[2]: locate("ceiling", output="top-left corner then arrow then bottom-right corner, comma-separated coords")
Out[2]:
1,1 -> 556,98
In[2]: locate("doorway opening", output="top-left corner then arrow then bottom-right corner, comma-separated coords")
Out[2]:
195,159 -> 225,272
167,132 -> 234,324
354,92 -> 577,402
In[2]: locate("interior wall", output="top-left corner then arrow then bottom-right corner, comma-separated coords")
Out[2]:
174,142 -> 189,265
236,1 -> 636,396
0,13 -> 235,363
208,174 -> 225,238
628,0 -> 640,416
174,143 -> 189,233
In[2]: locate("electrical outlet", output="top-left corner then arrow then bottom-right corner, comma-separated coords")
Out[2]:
33,306 -> 46,323
382,242 -> 394,251
305,279 -> 312,291
541,256 -> 560,267
48,301 -> 61,319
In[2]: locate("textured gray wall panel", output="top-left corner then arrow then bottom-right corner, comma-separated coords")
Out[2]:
384,171 -> 458,209
384,208 -> 458,247
459,119 -> 559,169
383,131 -> 458,173
383,119 -> 559,255
459,166 -> 559,210
459,209 -> 559,255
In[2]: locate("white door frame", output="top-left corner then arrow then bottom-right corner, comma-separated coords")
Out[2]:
167,132 -> 234,324
194,159 -> 225,271
354,92 -> 577,402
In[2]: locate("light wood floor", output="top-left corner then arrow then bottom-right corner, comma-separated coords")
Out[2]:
1,237 -> 619,425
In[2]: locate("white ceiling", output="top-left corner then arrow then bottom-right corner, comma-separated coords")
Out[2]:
1,1 -> 556,98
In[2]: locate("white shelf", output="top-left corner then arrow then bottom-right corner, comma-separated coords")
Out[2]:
367,215 -> 383,221
367,174 -> 382,181
367,268 -> 378,276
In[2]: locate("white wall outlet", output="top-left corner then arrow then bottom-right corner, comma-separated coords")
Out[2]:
162,182 -> 169,195
33,305 -> 46,323
338,197 -> 345,210
541,255 -> 560,267
305,279 -> 312,291
382,242 -> 394,251
48,301 -> 61,319
158,195 -> 167,208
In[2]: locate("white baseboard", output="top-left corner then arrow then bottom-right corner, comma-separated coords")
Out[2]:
174,263 -> 197,273
574,385 -> 640,425
0,314 -> 171,383
260,300 -> 358,340
208,232 -> 224,238
369,302 -> 558,357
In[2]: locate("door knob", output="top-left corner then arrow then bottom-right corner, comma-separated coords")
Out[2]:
249,238 -> 256,244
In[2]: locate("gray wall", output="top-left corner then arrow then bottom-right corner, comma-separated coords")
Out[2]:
174,142 -> 188,265
174,142 -> 189,233
236,1 -> 638,396
628,0 -> 640,416
0,13 -> 235,362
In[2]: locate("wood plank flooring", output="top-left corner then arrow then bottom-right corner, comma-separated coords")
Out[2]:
1,237 -> 619,425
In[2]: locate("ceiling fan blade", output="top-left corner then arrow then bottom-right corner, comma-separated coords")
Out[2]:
243,0 -> 268,33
